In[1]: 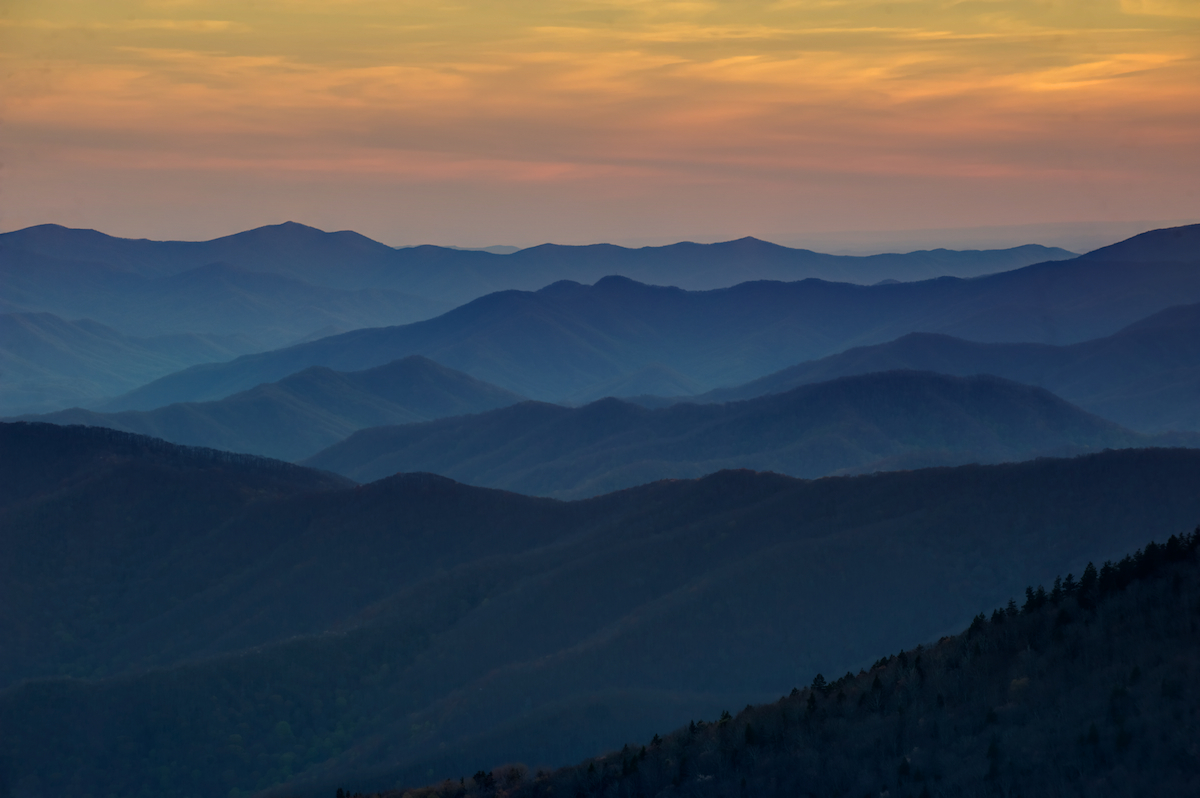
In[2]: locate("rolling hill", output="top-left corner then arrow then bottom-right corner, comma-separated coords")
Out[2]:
302,371 -> 1190,498
98,224 -> 1200,410
688,301 -> 1200,433
0,311 -> 255,415
3,422 -> 1200,796
17,357 -> 524,462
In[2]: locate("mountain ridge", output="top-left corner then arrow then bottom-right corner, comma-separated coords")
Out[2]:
302,371 -> 1195,498
5,425 -> 1200,796
93,225 -> 1200,409
681,301 -> 1200,433
1,222 -> 1078,300
15,356 -> 525,461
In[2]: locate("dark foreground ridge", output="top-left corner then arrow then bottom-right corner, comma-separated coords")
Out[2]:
5,421 -> 1200,797
384,531 -> 1200,798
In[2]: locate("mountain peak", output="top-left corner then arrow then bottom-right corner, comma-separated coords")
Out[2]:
711,235 -> 787,251
592,274 -> 647,289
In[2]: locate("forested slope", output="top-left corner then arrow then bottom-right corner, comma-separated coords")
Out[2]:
387,532 -> 1200,798
4,422 -> 1200,797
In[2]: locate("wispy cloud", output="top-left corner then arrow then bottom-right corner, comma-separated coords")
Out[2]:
4,0 -> 1198,240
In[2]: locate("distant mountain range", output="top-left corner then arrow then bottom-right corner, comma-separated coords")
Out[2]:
0,222 -> 1091,415
4,423 -> 1200,796
674,301 -> 1200,433
1,221 -> 1075,304
98,224 -> 1200,410
0,311 -> 256,415
19,357 -> 524,461
303,371 -> 1193,497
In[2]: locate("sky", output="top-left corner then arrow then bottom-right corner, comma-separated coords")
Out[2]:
2,0 -> 1199,248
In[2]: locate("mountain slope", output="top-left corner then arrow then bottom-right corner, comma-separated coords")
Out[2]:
4,430 -> 1200,797
398,533 -> 1200,798
0,422 -> 351,685
100,224 -> 1200,409
1077,221 -> 1200,263
19,357 -> 525,461
0,311 -> 255,415
302,371 -> 1187,497
692,301 -> 1200,433
0,245 -> 450,349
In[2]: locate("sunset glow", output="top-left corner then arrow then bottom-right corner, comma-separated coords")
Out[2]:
4,0 -> 1199,244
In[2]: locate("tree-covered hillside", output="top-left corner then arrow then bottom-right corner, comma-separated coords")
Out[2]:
385,532 -> 1200,798
5,422 -> 1200,798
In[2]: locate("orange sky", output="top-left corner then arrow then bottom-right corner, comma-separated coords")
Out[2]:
3,1 -> 1199,246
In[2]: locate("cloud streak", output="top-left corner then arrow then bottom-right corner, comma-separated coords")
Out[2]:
4,0 -> 1198,243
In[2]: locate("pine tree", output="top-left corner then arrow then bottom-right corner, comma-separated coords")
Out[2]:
1063,573 -> 1077,595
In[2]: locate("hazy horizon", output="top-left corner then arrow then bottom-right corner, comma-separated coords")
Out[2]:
5,1 -> 1198,247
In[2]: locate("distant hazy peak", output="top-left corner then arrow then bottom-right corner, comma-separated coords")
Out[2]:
1,219 -> 395,251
